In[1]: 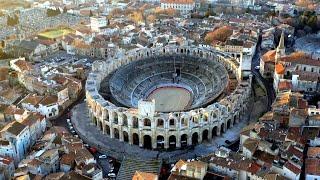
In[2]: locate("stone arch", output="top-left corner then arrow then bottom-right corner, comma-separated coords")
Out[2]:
169,135 -> 176,149
192,116 -> 199,124
98,120 -> 103,131
227,119 -> 231,129
221,123 -> 225,133
105,109 -> 109,121
143,135 -> 152,149
202,129 -> 209,141
92,116 -> 97,126
157,135 -> 164,149
105,125 -> 110,135
181,134 -> 188,148
113,112 -> 118,124
181,117 -> 188,127
192,132 -> 199,145
157,119 -> 164,128
144,118 -> 151,127
114,128 -> 119,139
123,114 -> 128,126
132,133 -> 139,145
212,126 -> 218,137
169,118 -> 176,127
133,116 -> 139,128
202,114 -> 208,122
123,131 -> 129,142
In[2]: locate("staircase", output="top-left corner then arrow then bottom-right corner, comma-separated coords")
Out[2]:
116,157 -> 162,180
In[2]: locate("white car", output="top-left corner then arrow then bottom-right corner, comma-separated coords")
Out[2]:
67,119 -> 71,123
108,173 -> 116,178
255,66 -> 260,70
99,155 -> 107,159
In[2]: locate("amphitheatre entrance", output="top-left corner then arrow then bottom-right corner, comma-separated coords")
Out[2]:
147,87 -> 191,112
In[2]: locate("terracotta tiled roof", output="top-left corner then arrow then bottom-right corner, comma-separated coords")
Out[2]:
278,81 -> 292,91
133,171 -> 158,180
284,161 -> 301,175
3,105 -> 25,115
14,60 -> 33,72
305,158 -> 320,176
307,147 -> 320,158
39,95 -> 58,106
275,63 -> 285,74
21,94 -> 43,106
60,153 -> 75,166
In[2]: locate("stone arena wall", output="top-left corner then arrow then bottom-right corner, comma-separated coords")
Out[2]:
85,45 -> 252,150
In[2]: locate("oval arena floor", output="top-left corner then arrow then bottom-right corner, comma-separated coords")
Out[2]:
147,87 -> 191,112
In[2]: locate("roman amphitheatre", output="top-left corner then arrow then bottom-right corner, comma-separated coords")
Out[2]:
85,45 -> 252,150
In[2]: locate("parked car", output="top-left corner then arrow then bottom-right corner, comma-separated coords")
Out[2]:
255,66 -> 260,70
99,155 -> 107,159
108,173 -> 116,178
67,119 -> 71,123
225,140 -> 231,144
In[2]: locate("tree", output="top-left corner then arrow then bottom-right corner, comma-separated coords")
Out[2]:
7,14 -> 19,26
204,26 -> 233,43
47,8 -> 61,17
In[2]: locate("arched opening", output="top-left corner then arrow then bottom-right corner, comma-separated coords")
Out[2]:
133,117 -> 139,128
143,135 -> 152,149
169,135 -> 176,149
105,110 -> 109,121
233,115 -> 237,125
202,129 -> 209,141
202,114 -> 208,122
157,135 -> 164,149
114,128 -> 119,139
212,126 -> 218,137
105,125 -> 110,135
133,133 -> 139,145
123,131 -> 129,142
181,134 -> 188,148
157,119 -> 164,128
144,118 -> 151,127
211,112 -> 217,119
192,133 -> 198,145
227,119 -> 231,129
98,121 -> 103,131
93,117 -> 97,126
181,118 -> 188,127
221,123 -> 225,134
123,114 -> 128,126
169,118 -> 175,127
113,112 -> 118,124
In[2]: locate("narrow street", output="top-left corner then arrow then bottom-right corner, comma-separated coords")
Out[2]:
251,37 -> 275,110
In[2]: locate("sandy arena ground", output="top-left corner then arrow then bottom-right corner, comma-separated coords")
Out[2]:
147,87 -> 191,112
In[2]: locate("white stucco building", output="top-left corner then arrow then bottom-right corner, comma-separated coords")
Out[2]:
160,0 -> 196,14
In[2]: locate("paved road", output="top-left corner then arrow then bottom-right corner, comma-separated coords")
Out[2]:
251,38 -> 275,110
